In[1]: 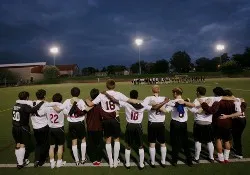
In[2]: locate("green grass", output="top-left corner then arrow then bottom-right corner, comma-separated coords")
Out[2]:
0,78 -> 250,174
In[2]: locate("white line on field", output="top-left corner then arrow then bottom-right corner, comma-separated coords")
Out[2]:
0,158 -> 250,168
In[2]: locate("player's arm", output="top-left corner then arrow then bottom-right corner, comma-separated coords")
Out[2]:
151,98 -> 169,110
177,99 -> 195,108
103,92 -> 119,104
24,101 -> 45,114
86,94 -> 101,107
219,112 -> 242,119
199,99 -> 220,114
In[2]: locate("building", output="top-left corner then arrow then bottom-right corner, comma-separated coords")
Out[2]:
0,62 -> 79,82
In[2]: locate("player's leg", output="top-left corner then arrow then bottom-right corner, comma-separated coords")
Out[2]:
181,122 -> 192,166
79,122 -> 87,164
158,123 -> 167,166
113,118 -> 121,168
13,126 -> 23,168
103,120 -> 114,168
205,124 -> 214,162
49,145 -> 56,169
223,128 -> 232,163
170,120 -> 181,166
193,123 -> 202,162
69,122 -> 80,165
148,122 -> 156,167
33,128 -> 41,166
91,131 -> 103,165
137,124 -> 144,169
216,139 -> 224,162
56,127 -> 66,168
22,126 -> 31,166
232,118 -> 246,158
56,145 -> 66,168
124,124 -> 132,169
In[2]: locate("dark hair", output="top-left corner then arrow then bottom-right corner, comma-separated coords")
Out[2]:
213,87 -> 225,96
36,89 -> 46,100
172,87 -> 183,95
90,88 -> 99,99
196,86 -> 206,96
71,87 -> 80,97
130,90 -> 138,99
224,89 -> 233,96
106,79 -> 116,90
52,93 -> 63,102
18,91 -> 29,100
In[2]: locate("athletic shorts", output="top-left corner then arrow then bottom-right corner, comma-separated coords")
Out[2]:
103,118 -> 120,139
49,127 -> 65,145
148,122 -> 166,144
68,121 -> 86,140
214,126 -> 232,142
193,123 -> 213,143
12,126 -> 31,145
125,123 -> 143,146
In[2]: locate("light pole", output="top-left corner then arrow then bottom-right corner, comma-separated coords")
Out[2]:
135,38 -> 143,75
50,47 -> 59,66
216,44 -> 225,66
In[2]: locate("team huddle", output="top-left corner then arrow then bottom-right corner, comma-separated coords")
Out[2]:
12,79 -> 247,170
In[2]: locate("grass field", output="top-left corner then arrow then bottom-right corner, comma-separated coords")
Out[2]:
0,78 -> 250,175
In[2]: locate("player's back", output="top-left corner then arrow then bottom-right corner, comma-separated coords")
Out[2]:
120,101 -> 151,124
142,96 -> 166,122
63,98 -> 86,122
192,98 -> 213,123
86,104 -> 102,131
12,103 -> 31,127
31,100 -> 48,129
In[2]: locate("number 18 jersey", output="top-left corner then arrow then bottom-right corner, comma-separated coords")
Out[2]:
38,103 -> 68,128
119,101 -> 152,124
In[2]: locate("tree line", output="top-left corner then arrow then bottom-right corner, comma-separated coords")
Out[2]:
81,47 -> 250,75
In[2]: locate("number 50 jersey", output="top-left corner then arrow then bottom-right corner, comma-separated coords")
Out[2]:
38,103 -> 68,128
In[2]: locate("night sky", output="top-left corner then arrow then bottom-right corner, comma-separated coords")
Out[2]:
0,0 -> 250,68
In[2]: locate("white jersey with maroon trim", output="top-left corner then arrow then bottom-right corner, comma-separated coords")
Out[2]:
62,98 -> 87,122
165,99 -> 189,122
119,101 -> 152,124
142,96 -> 166,122
92,90 -> 129,112
38,103 -> 68,128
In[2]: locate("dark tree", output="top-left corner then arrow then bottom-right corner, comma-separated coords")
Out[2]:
170,51 -> 191,73
130,61 -> 147,74
81,67 -> 97,76
151,59 -> 169,73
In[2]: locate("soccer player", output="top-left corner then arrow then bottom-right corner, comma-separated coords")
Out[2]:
85,79 -> 135,168
141,85 -> 168,167
31,89 -> 49,167
62,87 -> 88,165
12,91 -> 44,169
107,90 -> 169,169
189,87 -> 215,163
164,87 -> 193,167
222,90 -> 247,159
38,93 -> 67,169
199,90 -> 241,163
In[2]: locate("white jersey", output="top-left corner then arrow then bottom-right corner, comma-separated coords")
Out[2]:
38,102 -> 67,128
165,99 -> 189,122
234,98 -> 245,118
16,100 -> 48,129
119,101 -> 152,124
92,90 -> 129,112
142,96 -> 166,122
62,98 -> 87,122
190,98 -> 213,123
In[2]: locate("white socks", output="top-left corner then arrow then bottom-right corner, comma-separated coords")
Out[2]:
149,147 -> 156,165
81,142 -> 87,161
15,148 -> 24,165
72,145 -> 79,162
224,149 -> 230,161
195,142 -> 202,160
218,153 -> 224,162
105,144 -> 113,167
114,142 -> 120,167
125,149 -> 131,167
160,146 -> 167,164
139,148 -> 144,167
207,142 -> 214,160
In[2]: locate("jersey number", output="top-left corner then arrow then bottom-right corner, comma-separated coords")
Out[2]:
106,101 -> 115,110
155,110 -> 161,115
131,111 -> 139,120
12,111 -> 20,121
50,114 -> 59,123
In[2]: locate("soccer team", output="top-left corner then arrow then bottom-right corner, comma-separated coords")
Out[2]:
11,79 -> 247,169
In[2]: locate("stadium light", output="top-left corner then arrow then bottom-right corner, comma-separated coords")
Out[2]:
135,38 -> 143,75
50,47 -> 59,66
216,44 -> 225,66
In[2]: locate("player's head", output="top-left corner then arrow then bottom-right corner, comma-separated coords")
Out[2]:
71,87 -> 80,97
18,91 -> 30,100
224,89 -> 233,97
152,85 -> 160,94
130,90 -> 138,99
196,86 -> 206,97
172,87 -> 183,98
213,87 -> 225,96
36,89 -> 46,100
90,88 -> 99,100
106,79 -> 116,90
52,93 -> 63,103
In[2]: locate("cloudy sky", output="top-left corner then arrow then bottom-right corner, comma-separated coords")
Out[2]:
0,0 -> 250,68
